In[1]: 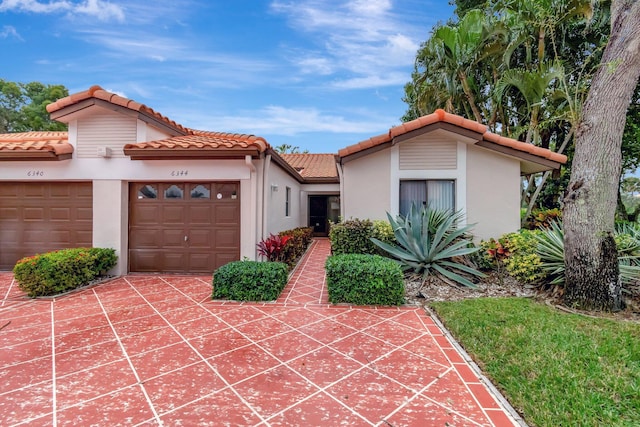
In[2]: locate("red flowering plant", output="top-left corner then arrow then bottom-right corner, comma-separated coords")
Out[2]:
257,234 -> 292,262
482,237 -> 511,285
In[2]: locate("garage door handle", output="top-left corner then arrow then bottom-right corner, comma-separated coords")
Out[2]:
184,236 -> 188,242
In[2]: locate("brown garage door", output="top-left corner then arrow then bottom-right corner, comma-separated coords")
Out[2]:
129,182 -> 240,273
0,182 -> 93,270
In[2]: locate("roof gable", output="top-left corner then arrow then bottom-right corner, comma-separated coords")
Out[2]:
338,109 -> 567,172
46,85 -> 192,136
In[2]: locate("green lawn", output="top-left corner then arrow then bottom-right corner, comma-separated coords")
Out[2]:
431,298 -> 640,427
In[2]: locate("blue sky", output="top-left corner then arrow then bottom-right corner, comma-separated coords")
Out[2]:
1,0 -> 454,153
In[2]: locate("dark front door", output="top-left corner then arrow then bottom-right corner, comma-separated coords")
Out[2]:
308,195 -> 340,236
309,196 -> 329,236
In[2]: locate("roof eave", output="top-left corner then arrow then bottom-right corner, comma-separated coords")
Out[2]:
50,98 -> 189,137
124,148 -> 261,160
475,140 -> 563,174
0,151 -> 72,161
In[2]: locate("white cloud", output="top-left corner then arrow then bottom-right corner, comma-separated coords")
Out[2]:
0,0 -> 125,22
0,25 -> 22,39
270,0 -> 423,89
184,105 -> 389,137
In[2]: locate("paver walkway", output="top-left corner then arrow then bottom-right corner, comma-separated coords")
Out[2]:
0,239 -> 519,426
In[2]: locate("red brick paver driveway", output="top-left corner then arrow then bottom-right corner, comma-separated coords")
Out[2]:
1,240 -> 519,426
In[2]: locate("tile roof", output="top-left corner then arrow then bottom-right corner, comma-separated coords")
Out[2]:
123,130 -> 270,159
46,85 -> 192,135
338,109 -> 568,165
0,131 -> 73,160
280,153 -> 338,179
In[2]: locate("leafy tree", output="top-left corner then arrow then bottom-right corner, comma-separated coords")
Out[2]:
0,79 -> 68,132
563,0 -> 640,311
274,144 -> 308,154
403,1 -> 609,223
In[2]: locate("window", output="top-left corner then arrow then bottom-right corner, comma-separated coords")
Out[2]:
399,180 -> 455,216
285,186 -> 291,216
190,184 -> 210,199
137,184 -> 157,199
164,184 -> 184,199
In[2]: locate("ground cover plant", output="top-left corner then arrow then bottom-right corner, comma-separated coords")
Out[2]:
13,247 -> 117,297
431,298 -> 640,427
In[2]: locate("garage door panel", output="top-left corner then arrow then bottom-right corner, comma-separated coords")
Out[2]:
215,205 -> 239,225
214,229 -> 239,249
0,208 -> 18,220
187,231 -> 212,248
129,229 -> 161,248
162,229 -> 184,247
134,206 -> 160,224
24,185 -> 46,197
24,208 -> 45,220
51,207 -> 71,221
50,230 -> 71,242
77,207 -> 93,221
129,181 -> 240,273
189,205 -> 212,224
1,229 -> 18,244
129,251 -> 161,272
162,206 -> 186,223
163,252 -> 187,271
188,253 -> 213,271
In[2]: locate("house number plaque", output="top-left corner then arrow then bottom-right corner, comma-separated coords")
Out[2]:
170,170 -> 189,177
26,170 -> 45,177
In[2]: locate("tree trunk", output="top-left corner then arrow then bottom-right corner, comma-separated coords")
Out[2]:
562,0 -> 640,311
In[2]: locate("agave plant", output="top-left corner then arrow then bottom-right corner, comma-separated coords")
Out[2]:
371,203 -> 484,288
536,221 -> 640,286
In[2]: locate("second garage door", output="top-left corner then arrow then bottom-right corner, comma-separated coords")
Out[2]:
129,182 -> 240,273
0,182 -> 93,270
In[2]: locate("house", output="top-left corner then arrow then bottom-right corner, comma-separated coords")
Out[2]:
0,86 -> 566,274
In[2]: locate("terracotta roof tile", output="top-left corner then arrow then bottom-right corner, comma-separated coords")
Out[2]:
338,109 -> 567,165
47,85 -> 192,135
280,153 -> 338,179
123,130 -> 270,155
0,131 -> 73,157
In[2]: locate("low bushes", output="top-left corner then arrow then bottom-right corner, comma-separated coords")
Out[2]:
212,260 -> 288,301
13,248 -> 117,298
329,218 -> 395,255
325,254 -> 404,305
279,226 -> 314,268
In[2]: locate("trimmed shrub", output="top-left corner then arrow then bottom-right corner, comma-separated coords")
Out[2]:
330,218 -> 398,256
372,220 -> 396,247
212,260 -> 288,301
13,248 -> 117,298
279,226 -> 314,268
330,218 -> 376,255
325,254 -> 404,305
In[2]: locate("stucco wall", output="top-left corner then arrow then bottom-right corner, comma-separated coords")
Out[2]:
342,149 -> 391,220
264,161 -> 303,236
466,145 -> 521,240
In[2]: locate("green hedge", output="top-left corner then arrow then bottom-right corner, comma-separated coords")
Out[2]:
279,226 -> 314,268
13,248 -> 117,298
329,219 -> 395,256
325,254 -> 404,305
212,261 -> 288,301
